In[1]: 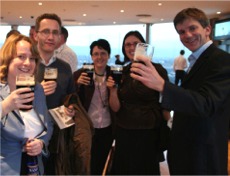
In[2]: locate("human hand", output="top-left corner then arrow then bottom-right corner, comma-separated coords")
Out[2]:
64,105 -> 75,117
106,76 -> 116,89
41,80 -> 57,95
1,88 -> 34,116
130,55 -> 165,92
24,139 -> 43,156
77,72 -> 91,86
106,76 -> 120,112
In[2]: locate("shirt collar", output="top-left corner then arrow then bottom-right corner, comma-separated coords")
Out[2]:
40,55 -> 57,66
192,40 -> 213,60
55,43 -> 65,54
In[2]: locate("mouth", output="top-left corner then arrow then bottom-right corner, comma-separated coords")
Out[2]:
45,42 -> 55,47
128,51 -> 135,57
18,68 -> 31,73
186,37 -> 197,45
96,58 -> 106,64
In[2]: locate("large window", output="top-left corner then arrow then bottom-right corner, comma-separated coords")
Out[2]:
0,26 -> 12,45
65,24 -> 146,67
150,22 -> 190,82
1,23 -> 191,83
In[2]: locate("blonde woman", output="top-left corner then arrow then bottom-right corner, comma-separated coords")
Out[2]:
0,34 -> 53,175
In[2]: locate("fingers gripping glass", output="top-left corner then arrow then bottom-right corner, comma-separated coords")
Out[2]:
37,29 -> 60,38
133,43 -> 154,82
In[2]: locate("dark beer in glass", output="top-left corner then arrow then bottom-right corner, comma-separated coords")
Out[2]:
44,67 -> 58,82
111,65 -> 123,88
16,74 -> 35,111
83,64 -> 94,86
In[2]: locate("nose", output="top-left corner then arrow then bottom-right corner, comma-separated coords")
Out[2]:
23,57 -> 31,65
130,45 -> 136,49
47,33 -> 55,39
184,30 -> 193,38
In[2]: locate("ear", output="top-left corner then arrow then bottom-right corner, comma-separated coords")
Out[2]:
34,32 -> 38,42
205,25 -> 212,37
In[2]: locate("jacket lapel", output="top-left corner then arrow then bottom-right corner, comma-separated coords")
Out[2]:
181,44 -> 216,86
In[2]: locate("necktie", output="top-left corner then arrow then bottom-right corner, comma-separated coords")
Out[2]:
187,54 -> 196,73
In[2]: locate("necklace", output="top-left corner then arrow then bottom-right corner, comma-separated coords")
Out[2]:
97,84 -> 108,108
95,72 -> 104,76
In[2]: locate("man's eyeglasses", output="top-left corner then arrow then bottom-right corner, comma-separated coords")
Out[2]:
92,52 -> 108,57
124,42 -> 139,49
37,29 -> 60,38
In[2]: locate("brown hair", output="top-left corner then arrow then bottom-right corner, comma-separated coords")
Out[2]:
122,30 -> 146,64
0,34 -> 40,83
173,8 -> 210,30
35,13 -> 62,32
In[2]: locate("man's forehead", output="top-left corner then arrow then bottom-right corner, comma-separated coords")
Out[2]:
176,18 -> 199,29
39,19 -> 60,29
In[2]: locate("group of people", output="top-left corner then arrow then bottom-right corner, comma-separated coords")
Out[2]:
1,7 -> 230,176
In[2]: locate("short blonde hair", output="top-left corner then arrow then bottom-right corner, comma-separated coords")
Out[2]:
0,34 -> 40,83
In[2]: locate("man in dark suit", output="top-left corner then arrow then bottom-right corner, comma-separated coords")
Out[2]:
130,8 -> 230,175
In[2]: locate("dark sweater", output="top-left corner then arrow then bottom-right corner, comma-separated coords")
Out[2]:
36,58 -> 76,109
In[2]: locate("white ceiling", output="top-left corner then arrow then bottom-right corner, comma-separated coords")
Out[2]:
1,1 -> 230,26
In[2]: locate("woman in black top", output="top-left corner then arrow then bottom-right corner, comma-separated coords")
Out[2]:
107,31 -> 170,175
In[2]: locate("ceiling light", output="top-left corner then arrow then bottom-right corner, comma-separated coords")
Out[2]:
158,3 -> 162,6
19,16 -> 22,19
38,2 -> 42,6
83,14 -> 87,17
216,11 -> 221,14
139,17 -> 157,24
113,21 -> 116,24
120,10 -> 124,13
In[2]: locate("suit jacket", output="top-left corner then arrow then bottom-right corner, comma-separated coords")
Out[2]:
0,83 -> 53,175
73,65 -> 111,111
162,44 -> 230,175
73,65 -> 116,132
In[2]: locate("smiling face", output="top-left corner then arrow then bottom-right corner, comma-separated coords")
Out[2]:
8,40 -> 36,89
91,46 -> 109,71
124,35 -> 142,61
176,18 -> 211,52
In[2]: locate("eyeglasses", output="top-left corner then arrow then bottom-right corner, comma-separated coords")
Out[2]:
37,29 -> 60,38
92,52 -> 108,57
124,42 -> 139,49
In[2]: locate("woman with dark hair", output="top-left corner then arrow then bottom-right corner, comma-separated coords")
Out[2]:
73,39 -> 114,175
107,31 -> 170,175
122,30 -> 146,64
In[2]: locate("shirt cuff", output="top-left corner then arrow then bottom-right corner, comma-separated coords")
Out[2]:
159,93 -> 163,103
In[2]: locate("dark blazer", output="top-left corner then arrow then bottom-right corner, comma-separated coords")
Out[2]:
73,65 -> 116,133
73,65 -> 111,111
162,44 -> 230,175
